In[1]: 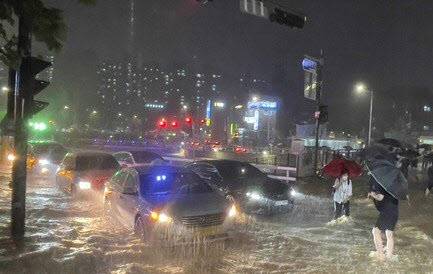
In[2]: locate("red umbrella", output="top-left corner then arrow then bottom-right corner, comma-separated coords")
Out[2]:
322,158 -> 363,179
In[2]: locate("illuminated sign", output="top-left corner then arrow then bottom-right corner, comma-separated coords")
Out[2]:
247,101 -> 277,110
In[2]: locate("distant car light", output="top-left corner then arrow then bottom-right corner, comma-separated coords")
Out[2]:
228,204 -> 238,218
7,153 -> 16,162
78,181 -> 91,190
41,167 -> 49,174
38,159 -> 50,165
290,189 -> 299,197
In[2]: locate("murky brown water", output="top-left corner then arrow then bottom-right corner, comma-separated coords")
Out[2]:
0,170 -> 432,273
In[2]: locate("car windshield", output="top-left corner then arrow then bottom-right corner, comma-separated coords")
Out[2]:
212,163 -> 264,181
139,172 -> 212,196
130,151 -> 163,163
76,155 -> 120,171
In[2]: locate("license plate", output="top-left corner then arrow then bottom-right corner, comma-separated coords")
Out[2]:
194,226 -> 223,237
275,200 -> 288,206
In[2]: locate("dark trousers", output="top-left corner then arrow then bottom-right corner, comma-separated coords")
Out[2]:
334,201 -> 350,219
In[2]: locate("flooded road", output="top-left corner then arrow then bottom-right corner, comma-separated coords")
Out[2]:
1,172 -> 433,273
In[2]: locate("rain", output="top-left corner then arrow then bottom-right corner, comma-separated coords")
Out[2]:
1,1 -> 433,273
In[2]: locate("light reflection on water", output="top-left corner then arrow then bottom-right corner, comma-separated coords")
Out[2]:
0,175 -> 432,273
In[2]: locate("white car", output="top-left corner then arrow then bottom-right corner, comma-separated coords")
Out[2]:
103,165 -> 238,243
113,151 -> 167,167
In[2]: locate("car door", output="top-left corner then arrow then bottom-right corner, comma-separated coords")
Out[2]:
117,170 -> 139,228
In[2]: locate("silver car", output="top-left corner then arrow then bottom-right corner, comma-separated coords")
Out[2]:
103,165 -> 238,243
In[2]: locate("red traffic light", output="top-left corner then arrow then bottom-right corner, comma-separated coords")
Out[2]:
158,119 -> 167,128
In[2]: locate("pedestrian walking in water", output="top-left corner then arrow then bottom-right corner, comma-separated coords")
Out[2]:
333,170 -> 352,220
425,165 -> 433,196
368,177 -> 399,260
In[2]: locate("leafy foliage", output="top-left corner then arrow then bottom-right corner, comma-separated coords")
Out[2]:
0,0 -> 96,68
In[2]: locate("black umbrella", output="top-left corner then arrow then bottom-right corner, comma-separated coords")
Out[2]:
376,138 -> 402,148
423,153 -> 433,161
418,144 -> 432,150
366,159 -> 408,200
360,144 -> 397,163
399,149 -> 420,159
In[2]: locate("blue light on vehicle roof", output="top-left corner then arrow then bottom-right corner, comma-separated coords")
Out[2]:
156,175 -> 167,182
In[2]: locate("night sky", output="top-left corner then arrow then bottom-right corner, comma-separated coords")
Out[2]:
44,0 -> 433,134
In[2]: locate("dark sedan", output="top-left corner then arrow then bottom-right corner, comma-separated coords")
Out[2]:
186,160 -> 294,214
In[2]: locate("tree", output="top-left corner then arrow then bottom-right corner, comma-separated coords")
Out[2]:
0,0 -> 95,68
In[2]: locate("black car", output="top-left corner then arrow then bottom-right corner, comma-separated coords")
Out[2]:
186,160 -> 294,214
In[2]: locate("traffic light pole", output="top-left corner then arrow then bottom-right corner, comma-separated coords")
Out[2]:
313,54 -> 323,174
11,7 -> 32,240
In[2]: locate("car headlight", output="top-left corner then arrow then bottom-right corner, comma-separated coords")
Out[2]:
228,204 -> 238,218
38,159 -> 50,165
78,181 -> 91,190
7,153 -> 16,162
290,189 -> 299,197
246,191 -> 265,201
150,211 -> 173,223
41,167 -> 49,174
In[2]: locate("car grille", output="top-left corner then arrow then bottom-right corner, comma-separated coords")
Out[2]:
180,213 -> 225,228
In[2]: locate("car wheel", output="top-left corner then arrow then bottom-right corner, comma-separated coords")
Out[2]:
134,215 -> 150,241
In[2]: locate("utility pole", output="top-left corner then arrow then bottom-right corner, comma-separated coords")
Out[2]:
313,53 -> 323,173
11,1 -> 32,239
302,52 -> 324,174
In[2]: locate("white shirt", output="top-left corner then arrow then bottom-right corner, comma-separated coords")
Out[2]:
333,177 -> 353,203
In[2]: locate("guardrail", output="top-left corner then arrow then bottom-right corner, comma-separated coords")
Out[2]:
164,156 -> 297,183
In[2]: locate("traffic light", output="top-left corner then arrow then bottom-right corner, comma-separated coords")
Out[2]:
185,117 -> 192,124
22,57 -> 51,118
158,119 -> 167,128
269,7 -> 306,29
319,105 -> 328,124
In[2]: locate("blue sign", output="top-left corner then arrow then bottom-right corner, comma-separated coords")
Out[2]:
247,101 -> 277,110
302,58 -> 317,72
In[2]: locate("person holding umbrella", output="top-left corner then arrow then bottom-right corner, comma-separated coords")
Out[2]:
333,169 -> 352,220
366,157 -> 408,261
322,157 -> 362,220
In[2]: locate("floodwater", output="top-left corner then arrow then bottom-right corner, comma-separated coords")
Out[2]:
0,171 -> 433,273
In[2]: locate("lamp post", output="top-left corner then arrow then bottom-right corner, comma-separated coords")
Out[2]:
355,83 -> 374,145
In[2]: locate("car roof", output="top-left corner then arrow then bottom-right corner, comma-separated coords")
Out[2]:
133,165 -> 189,175
73,151 -> 113,157
195,159 -> 247,166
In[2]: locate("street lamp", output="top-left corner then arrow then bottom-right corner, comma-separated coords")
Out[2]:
355,82 -> 374,145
